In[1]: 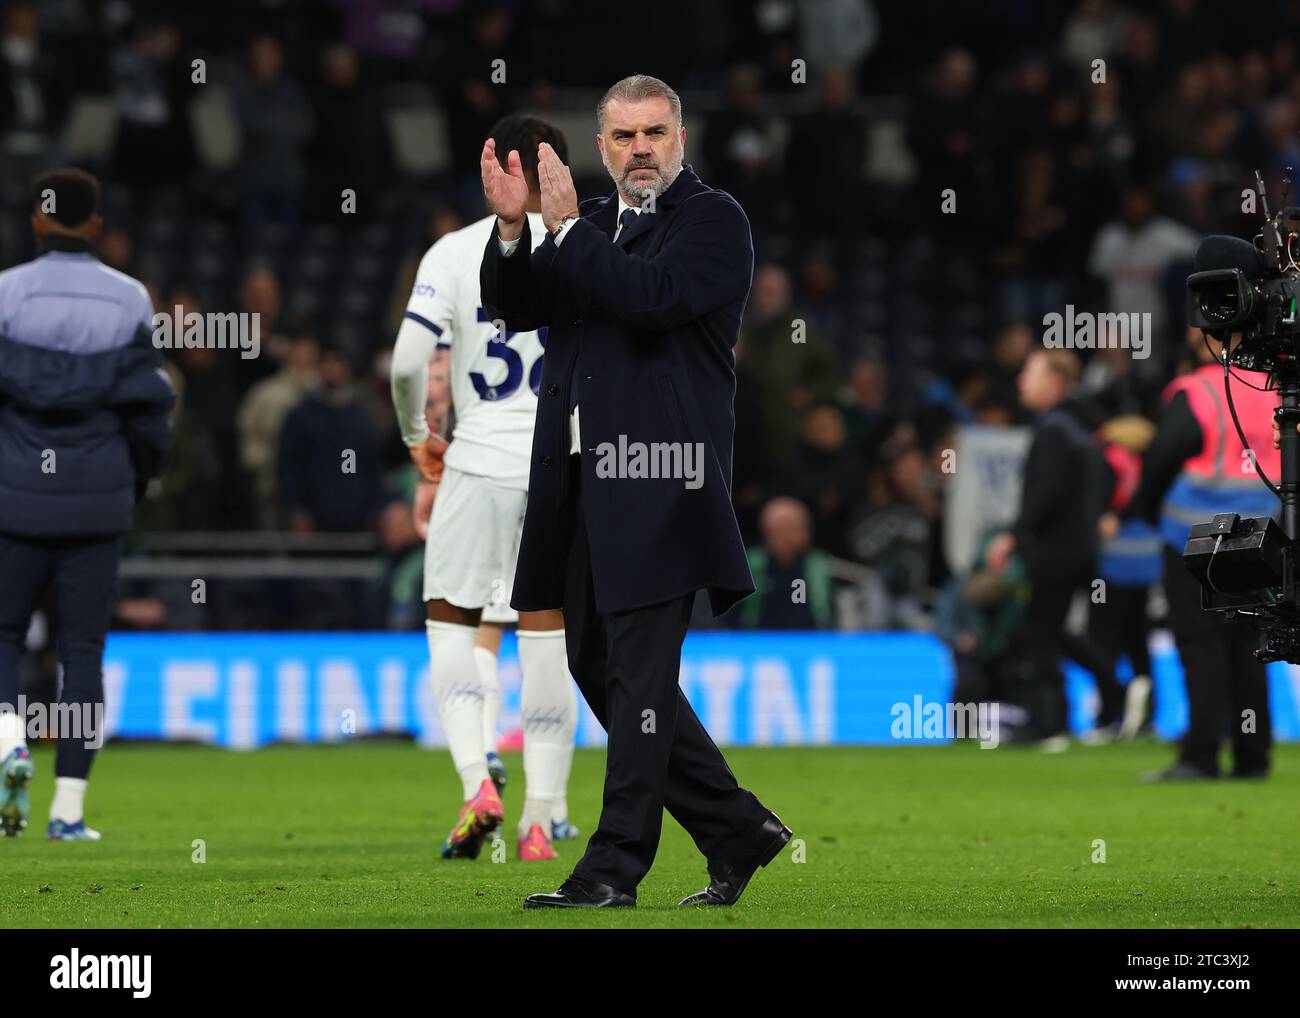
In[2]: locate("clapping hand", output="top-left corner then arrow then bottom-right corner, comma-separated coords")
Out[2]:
481,137 -> 530,241
537,142 -> 580,234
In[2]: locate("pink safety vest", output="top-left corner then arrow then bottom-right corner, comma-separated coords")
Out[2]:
1163,364 -> 1280,483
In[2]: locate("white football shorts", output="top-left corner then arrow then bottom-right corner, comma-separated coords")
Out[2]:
423,464 -> 525,624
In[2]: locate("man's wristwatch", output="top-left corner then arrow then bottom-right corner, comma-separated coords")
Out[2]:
552,215 -> 577,237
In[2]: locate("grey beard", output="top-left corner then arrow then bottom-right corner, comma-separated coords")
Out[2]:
613,156 -> 683,208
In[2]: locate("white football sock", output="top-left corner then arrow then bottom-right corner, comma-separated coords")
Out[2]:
50,776 -> 87,824
0,711 -> 26,762
474,645 -> 500,755
552,780 -> 573,827
427,620 -> 490,799
553,650 -> 576,825
521,796 -> 553,835
517,629 -> 575,837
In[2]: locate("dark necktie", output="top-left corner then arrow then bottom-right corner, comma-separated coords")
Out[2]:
617,207 -> 638,240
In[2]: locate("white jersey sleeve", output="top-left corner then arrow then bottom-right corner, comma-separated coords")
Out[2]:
391,238 -> 457,447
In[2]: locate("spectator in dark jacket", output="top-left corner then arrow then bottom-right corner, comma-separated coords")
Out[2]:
0,2 -> 69,195
0,168 -> 173,840
987,348 -> 1114,746
785,65 -> 866,256
732,497 -> 835,630
231,34 -> 313,227
109,18 -> 195,195
277,344 -> 384,532
738,263 -> 839,473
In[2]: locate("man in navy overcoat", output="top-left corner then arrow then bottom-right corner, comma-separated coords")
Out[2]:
479,74 -> 791,908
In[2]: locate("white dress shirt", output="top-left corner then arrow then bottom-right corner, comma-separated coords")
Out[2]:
498,198 -> 642,455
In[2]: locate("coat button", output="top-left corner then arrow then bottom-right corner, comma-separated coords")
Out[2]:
540,455 -> 553,466
547,383 -> 558,396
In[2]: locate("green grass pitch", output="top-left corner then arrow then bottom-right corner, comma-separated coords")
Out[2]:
2,740 -> 1298,927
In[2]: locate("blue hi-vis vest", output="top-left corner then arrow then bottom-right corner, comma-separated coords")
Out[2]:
1099,517 -> 1163,585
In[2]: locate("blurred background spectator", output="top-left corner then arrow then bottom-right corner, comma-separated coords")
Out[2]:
4,0 -> 1294,639
729,497 -> 836,630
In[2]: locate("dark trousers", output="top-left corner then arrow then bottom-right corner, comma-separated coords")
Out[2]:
1163,546 -> 1271,775
1061,627 -> 1125,727
0,532 -> 120,779
562,457 -> 770,895
1088,582 -> 1155,723
1025,568 -> 1118,737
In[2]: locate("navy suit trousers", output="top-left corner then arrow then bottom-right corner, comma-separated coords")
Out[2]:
561,456 -> 770,894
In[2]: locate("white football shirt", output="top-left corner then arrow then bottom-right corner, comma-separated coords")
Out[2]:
396,212 -> 548,490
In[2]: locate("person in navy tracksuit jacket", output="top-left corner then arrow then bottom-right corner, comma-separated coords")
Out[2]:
0,169 -> 173,840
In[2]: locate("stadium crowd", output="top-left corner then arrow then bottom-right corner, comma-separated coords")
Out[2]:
3,0 -> 1299,642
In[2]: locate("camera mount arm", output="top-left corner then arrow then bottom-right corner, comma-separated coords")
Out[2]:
1275,364 -> 1300,541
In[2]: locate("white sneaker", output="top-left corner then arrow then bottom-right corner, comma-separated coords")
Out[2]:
1119,676 -> 1152,740
1080,725 -> 1117,746
1038,734 -> 1071,754
48,818 -> 101,841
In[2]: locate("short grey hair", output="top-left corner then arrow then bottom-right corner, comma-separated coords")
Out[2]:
597,74 -> 682,132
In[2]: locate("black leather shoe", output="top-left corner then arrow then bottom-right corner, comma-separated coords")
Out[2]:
524,876 -> 635,909
679,814 -> 792,906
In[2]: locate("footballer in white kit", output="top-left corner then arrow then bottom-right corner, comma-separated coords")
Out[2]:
409,215 -> 540,618
390,117 -> 578,863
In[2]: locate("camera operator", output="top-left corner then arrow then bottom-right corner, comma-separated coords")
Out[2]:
1123,327 -> 1277,781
